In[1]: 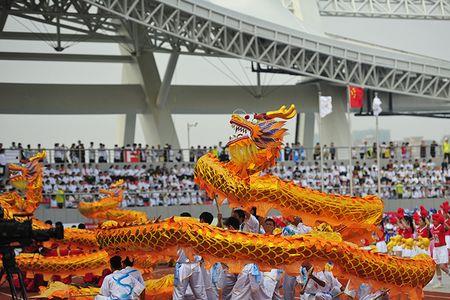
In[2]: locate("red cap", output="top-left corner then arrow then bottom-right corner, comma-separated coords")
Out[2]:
413,212 -> 421,224
440,201 -> 450,213
420,206 -> 429,218
433,212 -> 445,224
397,208 -> 405,219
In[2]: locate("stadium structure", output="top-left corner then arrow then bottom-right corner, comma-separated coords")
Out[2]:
1,0 -> 450,150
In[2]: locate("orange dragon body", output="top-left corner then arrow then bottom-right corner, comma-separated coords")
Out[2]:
194,105 -> 383,240
78,179 -> 148,223
0,151 -> 46,217
96,217 -> 434,299
37,274 -> 174,300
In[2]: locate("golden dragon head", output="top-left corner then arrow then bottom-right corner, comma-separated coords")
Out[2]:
9,151 -> 46,190
226,105 -> 296,175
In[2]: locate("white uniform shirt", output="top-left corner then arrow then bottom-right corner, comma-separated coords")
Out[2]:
240,214 -> 260,233
99,269 -> 145,300
123,266 -> 144,285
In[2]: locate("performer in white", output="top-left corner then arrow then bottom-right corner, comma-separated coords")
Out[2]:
298,261 -> 342,300
230,209 -> 269,299
230,263 -> 268,300
122,257 -> 144,285
173,212 -> 213,299
261,218 -> 283,300
232,209 -> 260,233
282,216 -> 312,300
172,249 -> 207,299
96,256 -> 145,300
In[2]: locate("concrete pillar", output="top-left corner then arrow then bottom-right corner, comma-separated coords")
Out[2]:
121,48 -> 180,148
303,112 -> 315,149
136,52 -> 180,148
156,52 -> 178,108
123,113 -> 137,145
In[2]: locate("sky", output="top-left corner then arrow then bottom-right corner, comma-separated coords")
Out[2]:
1,2 -> 450,148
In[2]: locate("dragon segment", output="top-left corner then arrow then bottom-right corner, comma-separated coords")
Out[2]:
79,179 -> 148,223
0,151 -> 46,217
96,217 -> 434,299
195,105 -> 384,237
37,275 -> 174,300
15,251 -> 110,280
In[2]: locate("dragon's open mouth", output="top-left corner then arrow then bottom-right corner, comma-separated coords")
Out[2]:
227,120 -> 252,146
9,169 -> 23,181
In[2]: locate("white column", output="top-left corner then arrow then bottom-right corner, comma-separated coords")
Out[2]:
156,52 -> 179,108
123,113 -> 137,146
303,112 -> 315,149
121,50 -> 180,148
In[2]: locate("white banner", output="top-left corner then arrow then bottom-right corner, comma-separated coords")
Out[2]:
319,96 -> 333,118
373,96 -> 382,116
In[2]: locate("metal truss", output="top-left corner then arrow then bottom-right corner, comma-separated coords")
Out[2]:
77,0 -> 450,100
7,0 -> 121,34
2,0 -> 219,54
317,0 -> 450,20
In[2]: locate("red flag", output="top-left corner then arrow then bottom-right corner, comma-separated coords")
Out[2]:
349,86 -> 364,108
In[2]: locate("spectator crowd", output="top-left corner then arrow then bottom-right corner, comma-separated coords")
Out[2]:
268,158 -> 450,199
0,137 -> 449,207
1,137 -> 449,164
1,162 -> 207,209
0,141 -> 228,164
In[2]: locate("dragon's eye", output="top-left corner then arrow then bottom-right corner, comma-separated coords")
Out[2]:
244,115 -> 250,120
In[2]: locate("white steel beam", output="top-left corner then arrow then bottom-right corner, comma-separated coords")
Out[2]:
156,51 -> 178,108
317,0 -> 450,20
0,31 -> 131,43
0,51 -> 134,63
80,0 -> 450,100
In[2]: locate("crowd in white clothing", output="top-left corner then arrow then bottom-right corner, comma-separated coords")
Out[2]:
1,163 -> 208,208
1,157 -> 450,209
267,158 -> 450,199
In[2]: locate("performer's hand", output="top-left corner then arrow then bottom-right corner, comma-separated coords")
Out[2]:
300,286 -> 305,295
217,213 -> 223,228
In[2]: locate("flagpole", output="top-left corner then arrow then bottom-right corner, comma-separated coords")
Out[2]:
319,91 -> 324,193
347,86 -> 353,196
375,92 -> 381,197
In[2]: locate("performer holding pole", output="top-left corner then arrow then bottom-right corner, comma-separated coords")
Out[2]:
318,87 -> 333,194
373,92 -> 383,196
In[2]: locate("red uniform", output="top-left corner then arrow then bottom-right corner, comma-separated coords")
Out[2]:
417,225 -> 430,238
432,224 -> 446,247
399,227 -> 413,239
445,218 -> 450,236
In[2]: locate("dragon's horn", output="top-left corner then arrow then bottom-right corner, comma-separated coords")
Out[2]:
112,179 -> 125,187
29,151 -> 46,162
266,104 -> 296,120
